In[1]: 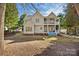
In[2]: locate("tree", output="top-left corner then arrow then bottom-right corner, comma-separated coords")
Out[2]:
65,4 -> 79,35
57,13 -> 67,28
18,13 -> 26,31
19,4 -> 28,32
0,3 -> 6,55
5,3 -> 18,31
20,3 -> 39,32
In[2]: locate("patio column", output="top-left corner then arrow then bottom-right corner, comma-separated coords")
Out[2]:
55,25 -> 57,34
0,4 -> 6,55
23,22 -> 26,33
33,24 -> 34,37
57,18 -> 60,34
55,19 -> 57,34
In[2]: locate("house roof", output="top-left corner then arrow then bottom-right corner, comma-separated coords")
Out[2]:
32,11 -> 44,17
46,12 -> 57,17
27,11 -> 57,18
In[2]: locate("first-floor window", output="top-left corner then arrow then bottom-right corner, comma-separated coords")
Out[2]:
26,27 -> 32,32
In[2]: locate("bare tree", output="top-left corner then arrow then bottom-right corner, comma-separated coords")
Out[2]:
0,3 -> 6,55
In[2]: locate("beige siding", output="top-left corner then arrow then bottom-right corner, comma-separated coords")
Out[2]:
34,25 -> 44,33
32,12 -> 44,25
23,11 -> 60,34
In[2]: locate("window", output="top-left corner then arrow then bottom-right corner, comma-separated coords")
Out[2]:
50,18 -> 54,24
44,18 -> 47,21
44,18 -> 47,24
26,27 -> 32,32
50,18 -> 54,21
50,18 -> 54,20
36,18 -> 39,23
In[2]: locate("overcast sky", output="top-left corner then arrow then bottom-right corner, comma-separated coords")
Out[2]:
16,3 -> 67,17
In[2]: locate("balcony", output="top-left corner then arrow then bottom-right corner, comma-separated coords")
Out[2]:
49,21 -> 55,24
56,21 -> 59,25
44,21 -> 55,24
44,18 -> 59,25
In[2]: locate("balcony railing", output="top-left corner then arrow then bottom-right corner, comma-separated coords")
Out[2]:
56,22 -> 59,24
44,21 -> 47,24
44,21 -> 55,24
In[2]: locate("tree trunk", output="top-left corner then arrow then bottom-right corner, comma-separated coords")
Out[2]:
0,3 -> 6,55
67,27 -> 70,34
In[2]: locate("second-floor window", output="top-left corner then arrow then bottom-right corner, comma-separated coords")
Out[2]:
44,18 -> 47,24
50,18 -> 54,24
50,18 -> 54,21
44,18 -> 47,21
36,18 -> 39,23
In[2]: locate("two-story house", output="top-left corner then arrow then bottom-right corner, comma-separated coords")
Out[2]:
23,11 -> 60,35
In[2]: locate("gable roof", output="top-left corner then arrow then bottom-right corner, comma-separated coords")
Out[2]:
27,11 -> 57,17
32,11 -> 44,17
47,12 -> 56,17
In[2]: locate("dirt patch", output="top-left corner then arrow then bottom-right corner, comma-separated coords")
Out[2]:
4,41 -> 49,56
4,34 -> 79,56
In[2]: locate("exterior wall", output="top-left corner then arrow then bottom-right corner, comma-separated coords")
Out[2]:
34,25 -> 44,33
23,11 -> 60,34
44,13 -> 58,25
23,16 -> 34,34
32,12 -> 44,25
32,12 -> 44,33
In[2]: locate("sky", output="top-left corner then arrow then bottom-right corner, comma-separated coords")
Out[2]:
16,3 -> 67,17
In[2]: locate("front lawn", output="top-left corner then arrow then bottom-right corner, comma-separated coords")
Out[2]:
4,33 -> 79,56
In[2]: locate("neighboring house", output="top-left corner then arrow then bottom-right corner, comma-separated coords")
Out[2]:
23,11 -> 60,35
